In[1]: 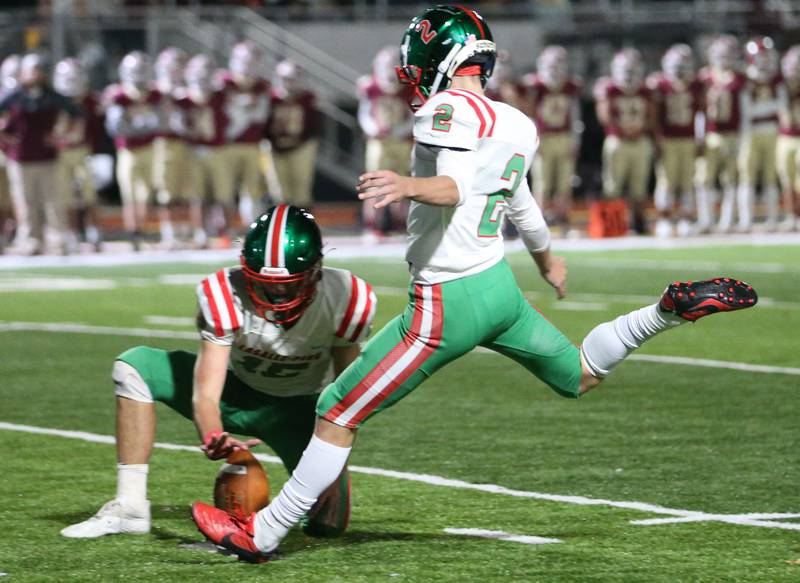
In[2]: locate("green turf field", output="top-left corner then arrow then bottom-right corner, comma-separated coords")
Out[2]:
1,244 -> 798,582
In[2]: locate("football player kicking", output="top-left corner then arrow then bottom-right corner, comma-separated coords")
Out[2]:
62,205 -> 376,540
191,6 -> 759,563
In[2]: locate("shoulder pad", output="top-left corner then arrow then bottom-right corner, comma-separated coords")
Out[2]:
196,268 -> 243,339
329,269 -> 377,344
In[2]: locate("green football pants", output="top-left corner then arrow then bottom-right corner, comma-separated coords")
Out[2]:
317,259 -> 582,429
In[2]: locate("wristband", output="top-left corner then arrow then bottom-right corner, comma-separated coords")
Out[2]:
203,429 -> 223,447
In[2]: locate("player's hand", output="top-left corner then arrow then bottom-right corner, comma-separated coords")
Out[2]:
540,255 -> 567,299
357,170 -> 413,209
202,430 -> 261,460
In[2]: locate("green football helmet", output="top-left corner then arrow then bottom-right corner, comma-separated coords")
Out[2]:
240,204 -> 323,326
396,4 -> 496,110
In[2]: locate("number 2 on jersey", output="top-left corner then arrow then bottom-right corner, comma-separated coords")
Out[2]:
432,103 -> 454,132
478,153 -> 526,237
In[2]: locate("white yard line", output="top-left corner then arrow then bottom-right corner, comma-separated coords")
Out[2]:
625,354 -> 800,376
143,315 -> 196,327
0,421 -> 797,532
2,321 -> 798,376
551,301 -> 609,311
0,278 -> 117,292
0,321 -> 198,340
443,528 -> 561,545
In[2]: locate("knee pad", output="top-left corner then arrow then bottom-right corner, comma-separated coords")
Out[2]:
112,360 -> 154,403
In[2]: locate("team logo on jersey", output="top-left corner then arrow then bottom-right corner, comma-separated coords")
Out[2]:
416,20 -> 437,44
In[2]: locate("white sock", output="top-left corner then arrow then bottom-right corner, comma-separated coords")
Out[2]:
116,463 -> 149,508
254,435 -> 350,552
581,303 -> 684,377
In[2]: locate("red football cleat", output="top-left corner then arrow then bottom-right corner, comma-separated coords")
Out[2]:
191,501 -> 272,563
659,278 -> 758,322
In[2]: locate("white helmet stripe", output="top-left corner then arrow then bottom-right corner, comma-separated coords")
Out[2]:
264,204 -> 290,269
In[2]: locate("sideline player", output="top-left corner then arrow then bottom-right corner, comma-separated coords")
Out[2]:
648,44 -> 703,237
777,46 -> 800,231
191,6 -> 758,562
218,41 -> 271,227
173,54 -> 228,248
53,58 -> 105,250
105,51 -> 170,250
696,35 -> 744,233
736,37 -> 781,232
153,47 -> 189,212
61,206 -> 375,539
519,45 -> 582,232
265,60 -> 320,208
357,46 -> 413,240
595,48 -> 654,234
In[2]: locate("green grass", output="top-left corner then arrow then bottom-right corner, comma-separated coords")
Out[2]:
1,245 -> 799,581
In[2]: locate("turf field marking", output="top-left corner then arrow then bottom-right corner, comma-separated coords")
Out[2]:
0,321 -> 198,340
524,257 -> 800,275
551,301 -> 609,311
630,513 -> 800,526
443,528 -> 561,545
627,354 -> 800,376
144,316 -> 196,327
0,278 -> 117,292
470,345 -> 800,376
2,320 -> 799,376
1,421 -> 798,532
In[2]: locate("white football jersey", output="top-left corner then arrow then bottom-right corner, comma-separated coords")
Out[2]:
196,266 -> 376,397
407,88 -> 545,284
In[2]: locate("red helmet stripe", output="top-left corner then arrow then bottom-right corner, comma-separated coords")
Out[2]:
455,5 -> 485,38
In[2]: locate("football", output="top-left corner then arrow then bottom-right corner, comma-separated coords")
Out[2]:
213,449 -> 270,520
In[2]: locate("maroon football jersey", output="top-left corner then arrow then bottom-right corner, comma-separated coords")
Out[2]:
357,76 -> 410,138
519,74 -> 581,135
699,68 -> 745,134
58,92 -> 105,153
0,86 -> 80,162
265,90 -> 320,153
743,76 -> 782,125
105,85 -> 163,149
176,90 -> 228,147
220,73 -> 270,144
648,73 -> 703,139
594,79 -> 652,139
